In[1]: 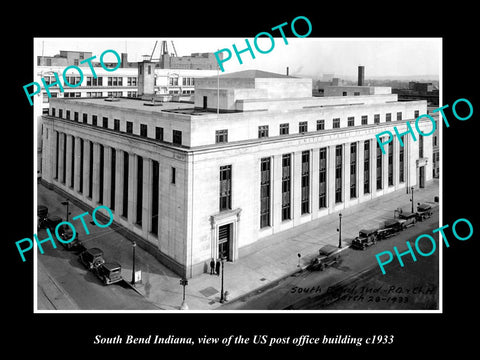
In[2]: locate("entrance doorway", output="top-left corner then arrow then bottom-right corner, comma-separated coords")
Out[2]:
218,223 -> 232,260
419,166 -> 425,188
203,96 -> 208,110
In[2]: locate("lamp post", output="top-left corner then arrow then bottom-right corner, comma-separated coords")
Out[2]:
410,186 -> 415,213
131,241 -> 136,286
61,200 -> 70,221
337,213 -> 342,248
180,278 -> 189,310
220,257 -> 226,303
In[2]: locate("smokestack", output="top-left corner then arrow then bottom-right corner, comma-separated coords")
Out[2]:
358,66 -> 365,86
286,66 -> 289,76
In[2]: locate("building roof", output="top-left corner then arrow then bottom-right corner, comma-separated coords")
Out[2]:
214,69 -> 296,79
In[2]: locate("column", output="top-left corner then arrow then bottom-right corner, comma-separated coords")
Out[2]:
92,142 -> 101,204
370,138 -> 376,196
292,150 -> 302,223
383,138 -> 389,189
142,157 -> 152,234
82,140 -> 91,198
311,148 -> 320,217
65,135 -> 73,188
344,142 -> 350,206
127,153 -> 138,223
58,132 -> 65,184
327,145 -> 335,210
114,149 -> 124,216
74,137 -> 82,192
272,154 -> 283,228
103,146 -> 112,208
393,135 -> 400,188
358,140 -> 365,198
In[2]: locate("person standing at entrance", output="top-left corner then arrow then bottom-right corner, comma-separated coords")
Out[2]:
215,258 -> 221,276
210,258 -> 215,275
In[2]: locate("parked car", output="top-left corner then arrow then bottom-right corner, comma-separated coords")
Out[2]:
376,227 -> 396,240
351,229 -> 378,250
57,224 -> 84,250
398,211 -> 417,228
416,203 -> 433,221
384,218 -> 407,232
41,215 -> 63,232
79,248 -> 105,270
308,244 -> 341,271
93,262 -> 123,285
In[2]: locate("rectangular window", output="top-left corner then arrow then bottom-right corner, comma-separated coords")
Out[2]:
397,112 -> 402,121
140,124 -> 148,137
374,114 -> 380,124
399,145 -> 405,183
59,109 -> 63,118
122,152 -> 129,217
386,113 -> 392,122
281,154 -> 291,221
66,110 -> 71,120
361,115 -> 368,125
92,115 -> 97,126
82,113 -> 87,123
114,119 -> 120,131
126,121 -> 133,134
258,125 -> 269,138
51,108 -> 56,117
173,130 -> 182,145
74,112 -> 79,122
388,141 -> 393,186
260,158 -> 271,227
299,121 -> 308,133
376,141 -> 383,190
219,165 -> 232,211
215,129 -> 228,143
171,167 -> 176,184
155,127 -> 164,141
136,156 -> 143,225
102,117 -> 108,129
347,117 -> 354,127
317,119 -> 325,130
414,110 -> 420,118
333,118 -> 340,128
419,134 -> 424,158
280,123 -> 289,135
364,140 -> 370,194
335,145 -> 342,203
151,160 -> 159,234
301,151 -> 310,214
319,147 -> 327,208
350,143 -> 357,198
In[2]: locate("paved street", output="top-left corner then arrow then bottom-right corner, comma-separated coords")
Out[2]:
221,210 -> 439,310
37,180 -> 439,311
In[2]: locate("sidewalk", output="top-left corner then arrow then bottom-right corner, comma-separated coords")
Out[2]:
37,180 -> 439,311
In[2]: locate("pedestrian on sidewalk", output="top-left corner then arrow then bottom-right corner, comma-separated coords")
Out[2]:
215,258 -> 221,276
210,258 -> 215,275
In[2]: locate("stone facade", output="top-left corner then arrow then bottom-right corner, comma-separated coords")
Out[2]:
40,70 -> 433,278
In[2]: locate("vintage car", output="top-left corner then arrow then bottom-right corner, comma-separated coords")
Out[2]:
40,215 -> 63,232
384,218 -> 407,232
79,248 -> 105,270
93,262 -> 123,285
57,224 -> 84,250
308,244 -> 341,271
416,203 -> 433,221
351,229 -> 378,250
398,211 -> 417,228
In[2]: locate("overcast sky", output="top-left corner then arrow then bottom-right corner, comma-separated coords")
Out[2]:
34,38 -> 441,79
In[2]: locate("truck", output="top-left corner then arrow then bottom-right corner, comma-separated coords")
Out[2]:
308,244 -> 341,271
351,229 -> 378,250
398,211 -> 417,228
416,203 -> 433,221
